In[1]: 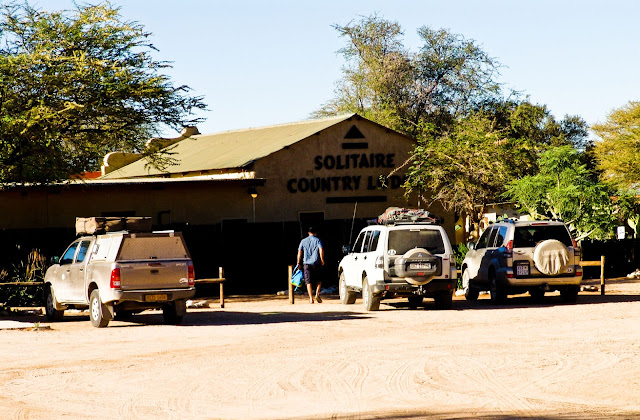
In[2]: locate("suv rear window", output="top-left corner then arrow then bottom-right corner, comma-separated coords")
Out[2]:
388,229 -> 445,255
514,225 -> 573,248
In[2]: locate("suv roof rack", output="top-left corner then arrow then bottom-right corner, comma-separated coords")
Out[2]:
382,219 -> 441,226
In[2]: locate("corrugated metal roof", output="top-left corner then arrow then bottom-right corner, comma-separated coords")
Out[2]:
101,114 -> 356,179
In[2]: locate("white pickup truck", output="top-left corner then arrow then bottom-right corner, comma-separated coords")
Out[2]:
44,231 -> 195,327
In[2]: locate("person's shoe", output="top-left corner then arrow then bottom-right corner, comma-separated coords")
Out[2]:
309,299 -> 314,304
315,296 -> 322,303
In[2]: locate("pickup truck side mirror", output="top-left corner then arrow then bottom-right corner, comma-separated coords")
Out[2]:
50,256 -> 60,264
467,242 -> 476,251
341,245 -> 351,254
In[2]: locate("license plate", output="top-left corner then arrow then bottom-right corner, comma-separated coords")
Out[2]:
410,263 -> 431,270
145,294 -> 168,302
516,264 -> 529,276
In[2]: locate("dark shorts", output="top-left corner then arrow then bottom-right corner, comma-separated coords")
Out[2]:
303,264 -> 323,286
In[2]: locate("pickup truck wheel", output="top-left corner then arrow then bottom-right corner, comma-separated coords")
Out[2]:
407,296 -> 423,309
45,286 -> 64,322
462,270 -> 479,301
489,270 -> 507,305
434,292 -> 453,310
339,272 -> 357,305
362,276 -> 380,311
90,289 -> 110,328
561,285 -> 579,303
163,303 -> 184,325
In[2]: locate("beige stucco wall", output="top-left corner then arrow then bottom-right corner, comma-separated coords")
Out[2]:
251,115 -> 454,237
0,182 -> 258,229
0,115 -> 454,238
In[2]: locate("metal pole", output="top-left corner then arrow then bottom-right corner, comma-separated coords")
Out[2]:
600,255 -> 605,296
288,265 -> 294,304
252,197 -> 256,223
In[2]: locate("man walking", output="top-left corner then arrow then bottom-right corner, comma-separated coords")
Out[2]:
297,226 -> 325,303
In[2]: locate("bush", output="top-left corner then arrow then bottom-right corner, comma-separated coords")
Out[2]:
0,249 -> 47,310
453,243 -> 469,289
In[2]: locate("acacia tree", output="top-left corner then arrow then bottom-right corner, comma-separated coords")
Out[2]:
591,101 -> 640,190
0,2 -> 206,183
505,146 -> 628,240
315,14 -> 501,139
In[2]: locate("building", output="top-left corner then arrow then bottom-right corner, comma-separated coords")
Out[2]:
0,114 -> 452,293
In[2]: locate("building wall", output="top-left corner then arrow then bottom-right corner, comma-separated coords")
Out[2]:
1,116 -> 453,233
251,116 -> 453,237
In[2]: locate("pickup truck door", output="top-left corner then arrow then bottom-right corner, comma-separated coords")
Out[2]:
55,241 -> 80,301
68,240 -> 93,302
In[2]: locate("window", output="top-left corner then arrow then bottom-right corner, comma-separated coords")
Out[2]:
514,225 -> 573,248
361,231 -> 373,252
476,228 -> 492,249
492,226 -> 507,247
352,232 -> 366,253
369,230 -> 381,252
388,229 -> 445,255
60,242 -> 79,265
75,241 -> 92,263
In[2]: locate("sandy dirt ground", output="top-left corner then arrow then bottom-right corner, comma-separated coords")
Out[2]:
2,278 -> 640,419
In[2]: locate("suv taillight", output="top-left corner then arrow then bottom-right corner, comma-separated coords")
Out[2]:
375,255 -> 384,269
504,240 -> 513,258
110,268 -> 121,289
188,264 -> 195,286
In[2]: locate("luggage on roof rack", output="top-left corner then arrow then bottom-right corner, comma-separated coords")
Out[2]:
377,207 -> 439,225
75,217 -> 152,235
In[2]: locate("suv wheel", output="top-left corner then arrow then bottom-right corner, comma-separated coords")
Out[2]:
462,270 -> 479,301
339,272 -> 357,305
560,285 -> 579,303
408,296 -> 423,309
489,270 -> 507,304
529,288 -> 545,302
362,276 -> 381,311
434,292 -> 453,310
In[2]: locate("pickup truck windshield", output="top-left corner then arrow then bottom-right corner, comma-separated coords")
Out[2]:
118,236 -> 189,260
388,229 -> 445,255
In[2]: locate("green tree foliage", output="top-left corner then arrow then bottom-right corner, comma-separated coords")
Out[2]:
505,146 -> 631,240
398,101 -> 588,236
401,110 -> 536,232
315,14 -> 501,138
0,2 -> 206,183
591,101 -> 640,190
320,14 -> 590,236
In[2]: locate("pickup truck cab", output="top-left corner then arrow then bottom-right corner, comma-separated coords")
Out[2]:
44,231 -> 195,327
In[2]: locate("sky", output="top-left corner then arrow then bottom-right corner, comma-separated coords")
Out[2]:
36,0 -> 640,137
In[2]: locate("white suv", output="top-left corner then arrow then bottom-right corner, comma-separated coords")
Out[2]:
461,219 -> 582,304
338,221 -> 457,311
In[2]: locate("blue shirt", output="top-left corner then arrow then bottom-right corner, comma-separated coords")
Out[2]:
298,235 -> 323,265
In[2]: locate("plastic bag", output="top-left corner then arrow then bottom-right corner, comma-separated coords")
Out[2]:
291,265 -> 304,289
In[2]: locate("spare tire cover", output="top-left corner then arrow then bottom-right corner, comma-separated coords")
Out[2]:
533,239 -> 570,276
398,248 -> 437,285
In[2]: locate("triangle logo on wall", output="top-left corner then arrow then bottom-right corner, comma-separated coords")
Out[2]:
344,125 -> 365,139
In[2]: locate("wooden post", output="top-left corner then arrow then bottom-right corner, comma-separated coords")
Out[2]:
600,255 -> 605,296
219,267 -> 225,308
288,265 -> 294,304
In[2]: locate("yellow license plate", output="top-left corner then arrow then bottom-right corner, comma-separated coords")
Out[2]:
145,294 -> 168,302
